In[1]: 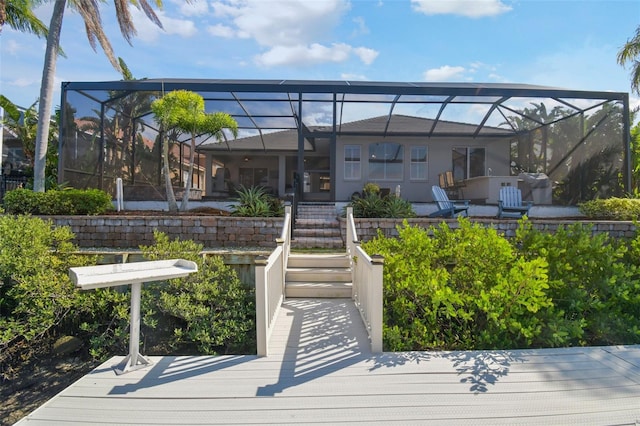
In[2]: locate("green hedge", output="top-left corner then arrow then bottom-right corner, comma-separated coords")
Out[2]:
362,218 -> 640,351
578,197 -> 640,220
3,188 -> 113,215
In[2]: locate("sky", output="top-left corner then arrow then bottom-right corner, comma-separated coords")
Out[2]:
1,0 -> 639,113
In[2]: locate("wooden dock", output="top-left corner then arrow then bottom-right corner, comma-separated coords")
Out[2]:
15,298 -> 640,425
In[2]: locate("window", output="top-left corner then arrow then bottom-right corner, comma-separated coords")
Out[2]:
410,146 -> 428,180
368,142 -> 403,180
452,147 -> 485,180
344,145 -> 361,180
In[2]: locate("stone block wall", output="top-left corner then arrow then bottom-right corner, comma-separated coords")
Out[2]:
341,217 -> 638,242
43,215 -> 284,249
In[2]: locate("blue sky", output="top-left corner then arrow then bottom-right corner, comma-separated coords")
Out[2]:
1,0 -> 639,112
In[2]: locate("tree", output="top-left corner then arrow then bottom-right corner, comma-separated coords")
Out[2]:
33,0 -> 164,193
151,90 -> 238,212
0,0 -> 48,36
618,25 -> 640,95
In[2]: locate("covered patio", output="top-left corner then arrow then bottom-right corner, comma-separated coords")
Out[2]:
58,80 -> 631,206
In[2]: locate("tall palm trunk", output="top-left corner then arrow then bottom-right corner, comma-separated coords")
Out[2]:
179,135 -> 196,211
34,0 -> 65,192
161,128 -> 178,212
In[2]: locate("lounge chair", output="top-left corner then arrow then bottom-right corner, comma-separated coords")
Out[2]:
497,186 -> 532,218
429,185 -> 470,218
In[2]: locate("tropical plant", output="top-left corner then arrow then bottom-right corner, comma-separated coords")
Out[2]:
0,95 -> 59,186
33,0 -> 164,193
230,185 -> 283,217
0,0 -> 48,37
151,90 -> 238,211
618,25 -> 640,95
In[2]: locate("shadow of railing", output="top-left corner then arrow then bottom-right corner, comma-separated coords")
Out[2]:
256,299 -> 371,396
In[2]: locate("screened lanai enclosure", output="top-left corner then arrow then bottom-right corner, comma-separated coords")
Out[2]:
58,79 -> 631,206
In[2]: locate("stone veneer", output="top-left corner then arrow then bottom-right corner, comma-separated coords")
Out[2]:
43,215 -> 285,248
344,217 -> 638,241
40,215 -> 638,250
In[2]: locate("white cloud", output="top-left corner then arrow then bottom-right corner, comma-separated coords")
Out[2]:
423,65 -> 466,81
172,0 -> 208,17
131,8 -> 197,42
207,24 -> 236,38
341,73 -> 369,80
352,16 -> 369,37
4,40 -> 22,55
411,0 -> 511,18
255,43 -> 378,67
225,0 -> 351,47
353,47 -> 379,65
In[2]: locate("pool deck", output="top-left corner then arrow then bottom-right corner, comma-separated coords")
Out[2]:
15,298 -> 640,425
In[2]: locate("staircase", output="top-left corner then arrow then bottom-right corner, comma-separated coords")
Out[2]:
285,253 -> 352,298
291,202 -> 344,249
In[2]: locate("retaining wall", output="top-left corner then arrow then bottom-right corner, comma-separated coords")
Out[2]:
39,215 -> 639,250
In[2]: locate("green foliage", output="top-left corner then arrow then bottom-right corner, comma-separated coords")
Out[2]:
362,182 -> 380,196
3,188 -> 113,215
230,185 -> 283,217
0,215 -> 96,348
346,192 -> 416,218
363,219 -> 551,351
578,197 -> 640,220
363,217 -> 640,351
140,231 -> 256,355
515,221 -> 640,346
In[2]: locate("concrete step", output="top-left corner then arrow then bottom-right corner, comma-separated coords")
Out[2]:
285,281 -> 352,298
287,253 -> 350,269
290,237 -> 344,249
293,228 -> 342,238
286,266 -> 351,283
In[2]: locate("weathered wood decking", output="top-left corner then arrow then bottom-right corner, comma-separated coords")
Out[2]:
16,299 -> 640,425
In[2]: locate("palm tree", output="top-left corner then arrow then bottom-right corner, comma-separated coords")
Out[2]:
618,25 -> 640,95
151,90 -> 238,212
33,0 -> 164,192
0,0 -> 48,36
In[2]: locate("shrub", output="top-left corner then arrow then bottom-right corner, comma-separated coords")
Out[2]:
230,185 -> 283,217
363,219 -> 552,351
346,192 -> 416,218
140,231 -> 256,355
0,215 -> 97,350
578,197 -> 640,220
515,220 -> 640,346
3,188 -> 113,215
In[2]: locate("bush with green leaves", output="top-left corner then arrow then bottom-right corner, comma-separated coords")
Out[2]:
140,231 -> 256,355
514,220 -> 640,346
363,219 -> 551,351
230,185 -> 283,217
578,197 -> 640,220
3,188 -> 113,215
347,193 -> 416,218
362,218 -> 640,351
0,215 -> 98,352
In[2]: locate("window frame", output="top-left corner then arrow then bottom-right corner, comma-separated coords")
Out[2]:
368,141 -> 404,181
410,145 -> 428,181
344,144 -> 361,181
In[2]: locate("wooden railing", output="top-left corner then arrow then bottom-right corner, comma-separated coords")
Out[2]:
255,204 -> 292,356
346,207 -> 383,353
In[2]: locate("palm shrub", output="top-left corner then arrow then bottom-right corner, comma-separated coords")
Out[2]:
230,185 -> 283,217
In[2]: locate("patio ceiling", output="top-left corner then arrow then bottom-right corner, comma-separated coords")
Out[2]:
62,79 -> 630,150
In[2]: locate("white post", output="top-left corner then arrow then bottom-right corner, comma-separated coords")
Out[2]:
369,254 -> 384,353
116,177 -> 124,211
255,256 -> 268,357
114,282 -> 151,374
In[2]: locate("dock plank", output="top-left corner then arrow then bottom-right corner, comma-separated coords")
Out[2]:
14,299 -> 640,425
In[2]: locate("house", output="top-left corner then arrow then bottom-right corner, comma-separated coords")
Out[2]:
57,80 -> 632,206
